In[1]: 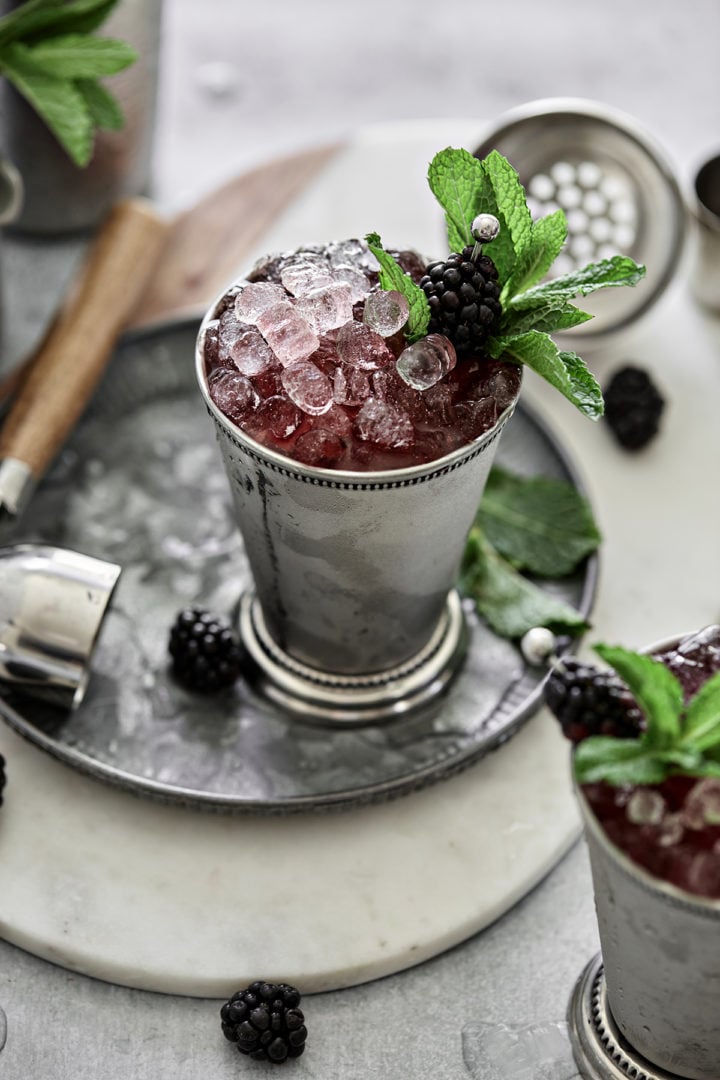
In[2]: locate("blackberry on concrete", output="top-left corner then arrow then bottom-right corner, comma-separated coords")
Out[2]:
221,981 -> 307,1063
544,658 -> 645,744
168,607 -> 243,692
0,753 -> 5,807
604,365 -> 665,450
420,245 -> 502,355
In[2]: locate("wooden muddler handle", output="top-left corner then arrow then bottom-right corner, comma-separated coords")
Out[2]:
0,198 -> 169,516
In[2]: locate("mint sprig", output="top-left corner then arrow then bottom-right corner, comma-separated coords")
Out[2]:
0,0 -> 136,167
574,646 -> 720,786
458,466 -> 600,639
365,232 -> 430,343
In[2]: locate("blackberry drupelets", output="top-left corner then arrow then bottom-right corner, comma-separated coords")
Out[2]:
420,246 -> 502,356
221,982 -> 307,1063
604,365 -> 665,450
168,607 -> 243,692
545,657 -> 645,744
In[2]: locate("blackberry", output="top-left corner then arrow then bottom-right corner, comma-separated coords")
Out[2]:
604,365 -> 665,450
420,246 -> 502,355
0,753 -> 5,807
168,607 -> 243,692
544,658 -> 645,744
221,981 -> 307,1063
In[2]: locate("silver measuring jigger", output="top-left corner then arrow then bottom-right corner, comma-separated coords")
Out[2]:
196,313 -> 520,724
0,545 -> 121,711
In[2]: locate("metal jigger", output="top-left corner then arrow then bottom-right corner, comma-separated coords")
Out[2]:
0,544 -> 121,711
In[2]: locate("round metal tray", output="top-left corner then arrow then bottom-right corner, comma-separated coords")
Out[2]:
0,318 -> 597,813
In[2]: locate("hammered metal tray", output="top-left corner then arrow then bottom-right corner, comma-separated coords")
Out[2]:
0,319 -> 596,813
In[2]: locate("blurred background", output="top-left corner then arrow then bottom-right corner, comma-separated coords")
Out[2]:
155,0 -> 720,212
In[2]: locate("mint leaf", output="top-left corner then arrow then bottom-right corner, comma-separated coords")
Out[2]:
498,300 -> 593,337
477,150 -> 532,284
680,671 -> 720,752
595,645 -> 684,748
506,255 -> 646,311
18,34 -> 136,78
76,76 -> 123,130
365,233 -> 430,343
488,331 -> 604,420
460,529 -> 587,639
477,467 -> 601,577
427,147 -> 484,252
0,0 -> 118,46
574,736 -> 669,786
502,210 -> 568,303
0,45 -> 92,165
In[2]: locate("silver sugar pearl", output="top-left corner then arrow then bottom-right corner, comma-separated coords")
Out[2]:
520,627 -> 557,667
471,213 -> 501,243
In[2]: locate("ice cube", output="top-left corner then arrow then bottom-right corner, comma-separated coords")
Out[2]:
326,238 -> 380,272
627,788 -> 666,825
354,398 -> 414,450
363,290 -> 410,337
462,1020 -> 578,1080
280,259 -> 334,297
686,850 -> 720,898
453,397 -> 499,440
296,282 -> 354,333
201,319 -> 221,371
396,334 -> 456,390
336,321 -> 394,370
256,301 -> 319,365
294,429 -> 345,467
234,282 -> 287,324
333,365 -> 372,406
332,264 -> 372,302
220,320 -> 276,376
682,778 -> 720,829
208,369 -> 260,424
314,403 -> 352,437
281,360 -> 333,415
251,395 -> 303,440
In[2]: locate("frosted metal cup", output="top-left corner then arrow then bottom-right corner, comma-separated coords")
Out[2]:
196,300 -> 520,724
575,784 -> 720,1080
690,152 -> 720,312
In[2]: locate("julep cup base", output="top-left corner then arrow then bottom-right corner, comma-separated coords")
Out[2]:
238,588 -> 468,725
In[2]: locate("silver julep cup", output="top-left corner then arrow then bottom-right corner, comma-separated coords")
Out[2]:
690,152 -> 720,313
0,0 -> 164,233
575,783 -> 720,1080
196,302 -> 520,724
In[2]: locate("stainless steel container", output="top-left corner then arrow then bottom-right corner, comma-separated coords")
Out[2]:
577,785 -> 720,1080
0,0 -> 163,233
196,301 -> 520,724
0,544 -> 121,711
690,152 -> 720,313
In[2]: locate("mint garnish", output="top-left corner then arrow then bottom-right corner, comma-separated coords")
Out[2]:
460,527 -> 588,640
365,232 -> 430,343
487,332 -> 605,420
369,146 -> 646,419
477,467 -> 602,578
574,646 -> 720,786
0,0 -> 136,167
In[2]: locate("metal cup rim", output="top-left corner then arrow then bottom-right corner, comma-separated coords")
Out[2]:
195,283 -> 522,484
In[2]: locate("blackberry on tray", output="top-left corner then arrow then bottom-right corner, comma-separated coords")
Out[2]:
603,365 -> 665,450
221,982 -> 307,1063
544,657 -> 645,743
168,607 -> 244,692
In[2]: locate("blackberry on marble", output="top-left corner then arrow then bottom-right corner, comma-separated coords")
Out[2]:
544,658 -> 645,744
168,607 -> 243,692
221,982 -> 307,1063
603,365 -> 665,450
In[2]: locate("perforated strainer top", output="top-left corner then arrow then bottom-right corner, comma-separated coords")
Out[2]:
473,98 -> 686,344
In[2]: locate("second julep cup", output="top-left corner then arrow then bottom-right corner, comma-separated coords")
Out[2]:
196,300 -> 520,724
